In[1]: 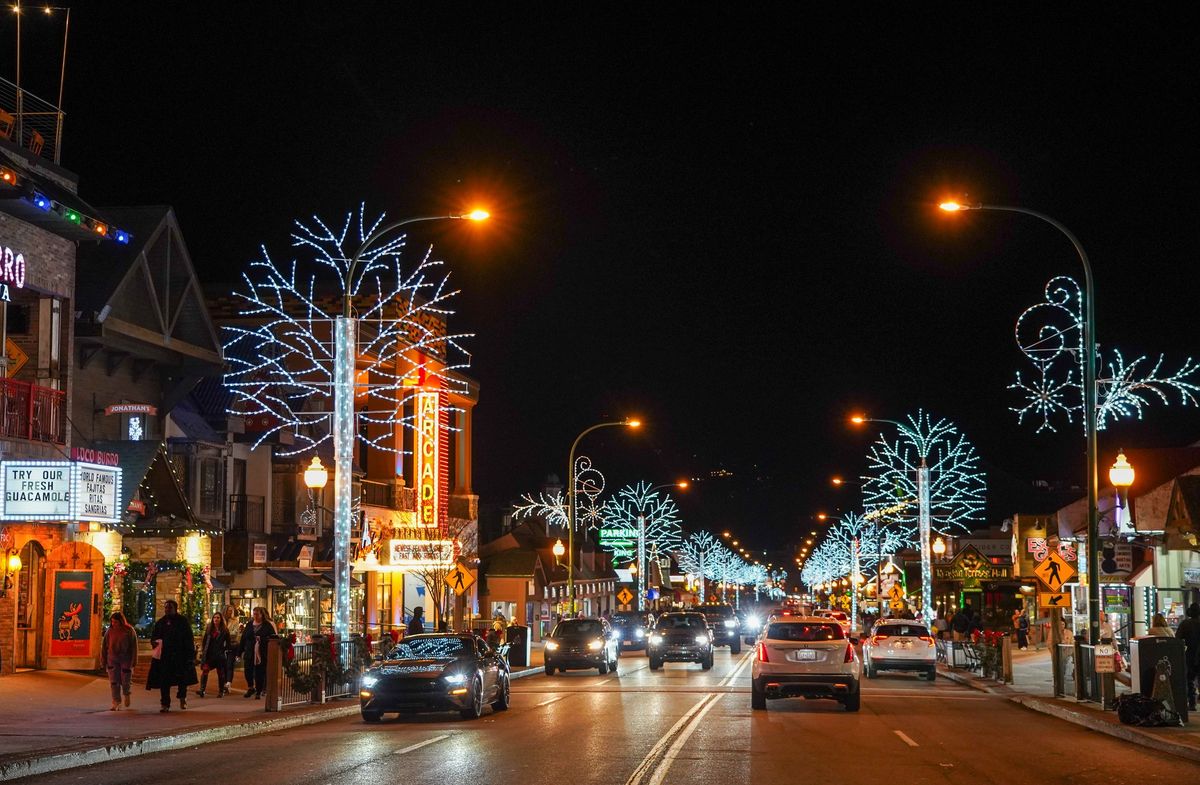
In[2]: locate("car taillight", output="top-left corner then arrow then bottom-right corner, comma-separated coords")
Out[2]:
756,642 -> 769,662
844,643 -> 855,663
919,635 -> 935,647
872,635 -> 889,644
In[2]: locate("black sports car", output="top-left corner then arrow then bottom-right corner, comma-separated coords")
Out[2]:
358,633 -> 510,721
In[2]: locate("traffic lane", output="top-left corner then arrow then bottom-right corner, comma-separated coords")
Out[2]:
26,686 -> 721,785
644,676 -> 1199,784
513,647 -> 752,691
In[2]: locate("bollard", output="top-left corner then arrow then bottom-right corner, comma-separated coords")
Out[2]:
1001,634 -> 1013,684
264,638 -> 282,712
1073,639 -> 1085,700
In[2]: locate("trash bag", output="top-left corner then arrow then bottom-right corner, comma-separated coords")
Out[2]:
1115,692 -> 1183,727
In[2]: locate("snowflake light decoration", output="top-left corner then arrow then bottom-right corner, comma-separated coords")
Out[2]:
223,205 -> 472,456
861,411 -> 986,536
597,481 -> 684,563
512,455 -> 607,532
1011,276 -> 1200,432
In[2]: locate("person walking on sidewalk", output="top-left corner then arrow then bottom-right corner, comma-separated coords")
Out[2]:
240,606 -> 277,698
146,600 -> 198,713
1013,608 -> 1030,650
223,604 -> 242,694
1175,602 -> 1200,711
197,612 -> 231,698
101,611 -> 138,711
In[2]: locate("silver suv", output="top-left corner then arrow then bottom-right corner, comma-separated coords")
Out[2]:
751,616 -> 862,712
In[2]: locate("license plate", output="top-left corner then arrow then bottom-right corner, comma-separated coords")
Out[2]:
791,649 -> 817,661
623,640 -> 632,645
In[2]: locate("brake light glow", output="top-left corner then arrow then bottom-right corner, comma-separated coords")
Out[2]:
756,642 -> 769,662
919,635 -> 935,647
844,643 -> 855,663
872,635 -> 889,644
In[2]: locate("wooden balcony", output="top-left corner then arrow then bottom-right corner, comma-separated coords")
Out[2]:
0,378 -> 66,445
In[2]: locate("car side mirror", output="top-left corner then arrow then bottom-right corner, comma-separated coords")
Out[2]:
849,637 -> 860,646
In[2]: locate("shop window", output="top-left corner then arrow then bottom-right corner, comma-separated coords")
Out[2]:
377,581 -> 392,631
198,457 -> 223,517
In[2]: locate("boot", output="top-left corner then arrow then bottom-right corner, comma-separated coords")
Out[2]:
124,694 -> 131,708
198,672 -> 208,698
110,700 -> 119,711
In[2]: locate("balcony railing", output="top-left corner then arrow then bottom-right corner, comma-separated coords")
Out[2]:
229,494 -> 265,533
360,480 -> 416,512
0,378 -> 66,445
1,77 -> 64,164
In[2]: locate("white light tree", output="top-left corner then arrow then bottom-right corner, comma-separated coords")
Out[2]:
675,531 -> 722,601
599,482 -> 683,608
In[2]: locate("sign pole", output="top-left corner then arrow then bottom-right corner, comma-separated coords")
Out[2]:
918,460 -> 933,627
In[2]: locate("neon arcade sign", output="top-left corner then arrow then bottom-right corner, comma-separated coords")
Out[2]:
415,391 -> 440,529
1,243 -> 28,302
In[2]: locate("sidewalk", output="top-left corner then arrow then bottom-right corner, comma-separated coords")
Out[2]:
0,643 -> 546,782
938,645 -> 1200,763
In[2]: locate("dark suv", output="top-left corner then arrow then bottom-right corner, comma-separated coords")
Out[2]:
695,603 -> 741,654
610,611 -> 652,650
647,612 -> 713,670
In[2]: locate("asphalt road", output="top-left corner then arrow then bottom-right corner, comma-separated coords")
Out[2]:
28,649 -> 1198,784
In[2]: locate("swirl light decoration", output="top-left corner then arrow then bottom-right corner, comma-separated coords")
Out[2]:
513,455 -> 606,532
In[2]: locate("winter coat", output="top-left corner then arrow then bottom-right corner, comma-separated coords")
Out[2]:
1176,617 -> 1200,666
146,613 -> 198,688
200,624 -> 232,667
101,624 -> 139,670
239,619 -> 278,666
407,613 -> 425,635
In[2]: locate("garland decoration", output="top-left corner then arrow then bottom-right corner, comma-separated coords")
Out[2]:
281,634 -> 373,696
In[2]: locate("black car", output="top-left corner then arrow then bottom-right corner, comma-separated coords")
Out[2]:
544,618 -> 620,675
647,612 -> 714,670
358,633 -> 510,722
695,603 -> 742,653
610,611 -> 652,650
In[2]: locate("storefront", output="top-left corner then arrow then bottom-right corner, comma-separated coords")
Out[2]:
931,544 -> 1017,627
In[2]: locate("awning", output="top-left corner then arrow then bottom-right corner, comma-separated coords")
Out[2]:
266,569 -> 322,589
318,571 -> 362,587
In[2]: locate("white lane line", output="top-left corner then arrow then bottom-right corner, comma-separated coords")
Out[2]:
624,693 -> 716,785
595,678 -> 614,686
536,696 -> 567,707
894,730 -> 919,747
393,735 -> 449,755
647,694 -> 722,785
720,650 -> 754,687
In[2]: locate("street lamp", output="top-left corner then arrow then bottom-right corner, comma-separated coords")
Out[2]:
552,539 -> 566,565
1110,451 -> 1134,532
327,209 -> 489,640
940,200 -> 1101,645
932,536 -> 947,558
566,419 -> 641,614
304,456 -> 329,490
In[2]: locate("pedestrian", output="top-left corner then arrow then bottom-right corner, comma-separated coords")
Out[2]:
1146,612 -> 1174,637
951,608 -> 969,642
223,604 -> 241,694
407,606 -> 426,635
240,606 -> 277,698
101,611 -> 138,711
146,600 -> 198,713
1013,608 -> 1030,650
197,612 -> 231,698
1174,603 -> 1200,711
932,609 -> 949,640
967,609 -> 984,636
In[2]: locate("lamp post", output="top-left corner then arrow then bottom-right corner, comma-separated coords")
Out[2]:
328,210 -> 488,640
939,201 -> 1101,645
566,419 -> 641,615
1110,451 -> 1135,531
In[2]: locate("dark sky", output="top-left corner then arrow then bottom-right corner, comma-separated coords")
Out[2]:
9,6 -> 1200,555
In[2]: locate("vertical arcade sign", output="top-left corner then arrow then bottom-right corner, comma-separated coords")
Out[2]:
49,570 -> 93,657
415,390 -> 441,532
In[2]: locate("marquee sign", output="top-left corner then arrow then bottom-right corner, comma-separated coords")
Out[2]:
1,243 -> 27,302
598,526 -> 638,562
0,460 -> 123,523
415,391 -> 440,529
73,462 -> 122,523
386,538 -> 455,568
932,545 -> 1012,589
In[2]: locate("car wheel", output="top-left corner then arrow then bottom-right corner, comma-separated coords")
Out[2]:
598,659 -> 609,675
730,640 -> 741,655
925,666 -> 937,682
460,676 -> 485,720
865,660 -> 876,679
361,710 -> 382,723
751,678 -> 766,710
701,654 -> 712,670
544,664 -> 556,676
493,675 -> 511,710
649,657 -> 662,671
611,655 -> 619,675
844,689 -> 861,712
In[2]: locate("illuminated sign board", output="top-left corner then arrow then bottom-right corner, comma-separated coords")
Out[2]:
1,244 -> 27,302
598,527 -> 638,562
0,460 -> 122,523
387,538 -> 455,568
415,391 -> 440,529
72,462 -> 122,523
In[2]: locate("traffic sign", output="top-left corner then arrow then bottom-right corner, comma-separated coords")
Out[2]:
445,563 -> 476,596
1039,591 -> 1070,609
617,587 -> 634,605
4,338 -> 27,378
1033,550 -> 1076,593
1093,644 -> 1117,673
888,583 -> 904,600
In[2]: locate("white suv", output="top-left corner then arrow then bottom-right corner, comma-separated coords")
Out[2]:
814,609 -> 852,637
751,616 -> 862,712
862,620 -> 937,681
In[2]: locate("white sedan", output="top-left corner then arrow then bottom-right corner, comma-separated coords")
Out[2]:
861,620 -> 937,681
751,616 -> 862,712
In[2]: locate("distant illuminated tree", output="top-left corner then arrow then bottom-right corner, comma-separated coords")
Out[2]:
675,531 -> 722,601
598,481 -> 684,564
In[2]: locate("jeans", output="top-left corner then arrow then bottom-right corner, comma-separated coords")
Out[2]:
199,662 -> 227,694
244,659 -> 267,693
107,666 -> 131,701
160,683 -> 187,707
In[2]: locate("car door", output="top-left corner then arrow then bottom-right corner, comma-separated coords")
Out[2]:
477,636 -> 500,696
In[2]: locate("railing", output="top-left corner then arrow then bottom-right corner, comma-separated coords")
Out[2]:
265,635 -> 369,711
0,378 -> 66,445
361,480 -> 417,511
229,494 -> 265,533
1055,641 -> 1115,708
0,76 -> 64,164
936,635 -> 1012,682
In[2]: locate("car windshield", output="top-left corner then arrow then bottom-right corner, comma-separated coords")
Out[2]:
612,614 -> 644,626
767,623 -> 844,641
876,624 -> 930,638
697,606 -> 733,618
390,636 -> 468,659
554,620 -> 604,637
657,615 -> 706,630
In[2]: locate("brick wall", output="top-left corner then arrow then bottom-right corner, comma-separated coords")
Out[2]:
0,523 -> 69,676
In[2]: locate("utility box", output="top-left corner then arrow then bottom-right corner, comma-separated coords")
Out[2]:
1130,636 -> 1189,724
505,625 -> 529,667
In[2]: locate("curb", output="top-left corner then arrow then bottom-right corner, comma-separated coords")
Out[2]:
937,665 -> 1200,764
0,703 -> 359,783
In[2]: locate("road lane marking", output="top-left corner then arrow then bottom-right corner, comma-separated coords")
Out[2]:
536,696 -> 568,707
894,730 -> 919,747
595,678 -> 614,686
624,693 -> 718,785
646,694 -> 722,785
720,650 -> 754,687
393,735 -> 449,755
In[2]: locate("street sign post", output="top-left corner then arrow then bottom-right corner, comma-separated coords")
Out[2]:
616,587 -> 634,606
1034,551 -> 1076,593
445,563 -> 476,596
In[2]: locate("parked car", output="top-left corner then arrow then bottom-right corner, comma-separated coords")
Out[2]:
358,633 -> 510,722
751,617 -> 862,712
648,612 -> 715,670
610,611 -> 653,651
862,620 -> 937,681
694,603 -> 742,654
544,618 -> 620,675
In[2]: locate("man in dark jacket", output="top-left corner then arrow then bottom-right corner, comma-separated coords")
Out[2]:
1177,603 -> 1200,711
146,600 -> 198,712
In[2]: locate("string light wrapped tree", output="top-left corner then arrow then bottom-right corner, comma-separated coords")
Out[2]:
599,482 -> 684,609
861,411 -> 986,626
223,205 -> 474,638
675,531 -> 722,602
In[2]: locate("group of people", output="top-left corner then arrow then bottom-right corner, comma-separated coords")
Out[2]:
927,605 -> 986,642
100,601 -> 280,713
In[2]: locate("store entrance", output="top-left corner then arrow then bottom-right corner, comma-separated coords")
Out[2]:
15,540 -> 45,670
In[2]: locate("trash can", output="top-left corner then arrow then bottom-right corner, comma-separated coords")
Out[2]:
1130,636 -> 1189,724
505,625 -> 529,667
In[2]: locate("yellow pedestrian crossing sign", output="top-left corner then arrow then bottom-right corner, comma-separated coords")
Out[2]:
888,583 -> 904,600
446,563 -> 476,596
1034,551 -> 1076,593
617,587 -> 634,606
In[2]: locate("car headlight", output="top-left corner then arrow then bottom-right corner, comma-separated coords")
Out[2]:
545,640 -> 559,651
724,619 -> 737,629
635,628 -> 645,638
361,675 -> 378,688
695,634 -> 709,645
443,672 -> 466,685
747,616 -> 760,629
649,634 -> 663,646
588,639 -> 604,651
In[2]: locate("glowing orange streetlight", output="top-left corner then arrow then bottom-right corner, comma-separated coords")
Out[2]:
831,476 -> 844,486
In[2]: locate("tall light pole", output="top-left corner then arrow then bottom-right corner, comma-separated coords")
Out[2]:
939,201 -> 1100,645
330,210 -> 488,640
566,419 -> 641,616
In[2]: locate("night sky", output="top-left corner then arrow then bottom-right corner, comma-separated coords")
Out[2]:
9,6 -> 1200,554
